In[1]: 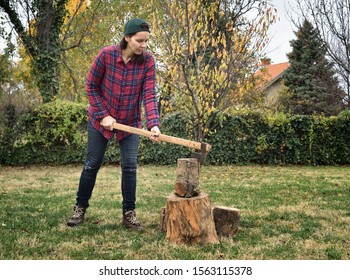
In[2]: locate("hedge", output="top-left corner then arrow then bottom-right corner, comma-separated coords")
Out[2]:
0,100 -> 349,165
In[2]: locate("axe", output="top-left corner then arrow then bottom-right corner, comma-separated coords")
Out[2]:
110,122 -> 211,164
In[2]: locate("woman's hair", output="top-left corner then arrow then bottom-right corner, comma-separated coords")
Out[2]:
120,33 -> 146,65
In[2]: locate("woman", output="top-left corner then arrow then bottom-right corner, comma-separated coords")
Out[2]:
67,18 -> 161,231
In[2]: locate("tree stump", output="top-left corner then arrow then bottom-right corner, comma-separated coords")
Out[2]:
212,206 -> 240,237
160,206 -> 241,238
166,192 -> 219,245
174,158 -> 201,198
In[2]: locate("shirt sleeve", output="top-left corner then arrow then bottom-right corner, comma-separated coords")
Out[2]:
86,49 -> 110,121
142,55 -> 161,129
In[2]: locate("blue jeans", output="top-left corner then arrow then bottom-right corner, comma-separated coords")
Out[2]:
75,121 -> 140,213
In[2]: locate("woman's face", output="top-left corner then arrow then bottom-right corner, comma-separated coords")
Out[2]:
125,31 -> 150,55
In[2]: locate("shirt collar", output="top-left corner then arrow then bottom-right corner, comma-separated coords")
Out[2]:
115,45 -> 137,64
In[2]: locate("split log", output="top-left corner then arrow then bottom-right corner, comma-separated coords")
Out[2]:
174,158 -> 201,198
212,206 -> 240,237
166,192 -> 219,245
159,207 -> 167,232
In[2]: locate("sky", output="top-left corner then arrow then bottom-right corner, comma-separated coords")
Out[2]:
265,0 -> 298,64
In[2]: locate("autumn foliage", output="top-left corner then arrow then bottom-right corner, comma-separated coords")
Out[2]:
151,0 -> 277,141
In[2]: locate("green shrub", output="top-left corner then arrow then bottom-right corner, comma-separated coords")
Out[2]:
1,101 -> 349,166
0,99 -> 88,165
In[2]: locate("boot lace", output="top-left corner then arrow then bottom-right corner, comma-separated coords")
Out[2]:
125,211 -> 140,225
72,206 -> 85,219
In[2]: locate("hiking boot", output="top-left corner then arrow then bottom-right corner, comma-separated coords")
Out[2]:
67,205 -> 86,227
123,210 -> 144,231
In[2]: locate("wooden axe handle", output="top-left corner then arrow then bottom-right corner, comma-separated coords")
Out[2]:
112,122 -> 211,151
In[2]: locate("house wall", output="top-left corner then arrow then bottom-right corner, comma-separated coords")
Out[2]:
265,78 -> 284,105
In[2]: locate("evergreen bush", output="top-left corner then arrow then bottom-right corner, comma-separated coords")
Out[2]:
0,100 -> 349,166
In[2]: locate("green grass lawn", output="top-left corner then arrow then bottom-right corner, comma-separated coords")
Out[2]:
0,164 -> 349,260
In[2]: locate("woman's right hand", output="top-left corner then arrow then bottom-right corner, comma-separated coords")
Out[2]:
100,116 -> 116,131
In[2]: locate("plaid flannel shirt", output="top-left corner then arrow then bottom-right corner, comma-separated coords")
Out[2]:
86,45 -> 160,141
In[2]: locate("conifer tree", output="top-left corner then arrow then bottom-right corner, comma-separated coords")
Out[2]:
283,19 -> 345,116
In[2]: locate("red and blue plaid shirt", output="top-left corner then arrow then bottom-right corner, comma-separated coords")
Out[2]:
86,45 -> 160,141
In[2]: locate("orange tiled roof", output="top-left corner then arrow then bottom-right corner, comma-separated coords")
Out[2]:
255,62 -> 290,88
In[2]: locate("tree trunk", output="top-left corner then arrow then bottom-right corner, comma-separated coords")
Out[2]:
165,192 -> 219,245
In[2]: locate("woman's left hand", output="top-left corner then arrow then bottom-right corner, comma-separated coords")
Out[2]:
150,126 -> 161,143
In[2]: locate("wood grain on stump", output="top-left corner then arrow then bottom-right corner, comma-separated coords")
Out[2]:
165,192 -> 219,245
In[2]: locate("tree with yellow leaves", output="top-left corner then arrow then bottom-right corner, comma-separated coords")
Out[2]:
151,0 -> 276,141
0,0 -> 107,102
0,0 -> 71,102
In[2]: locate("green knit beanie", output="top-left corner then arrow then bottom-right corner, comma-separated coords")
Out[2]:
124,18 -> 150,35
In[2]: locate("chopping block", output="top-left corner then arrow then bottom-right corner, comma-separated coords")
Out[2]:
162,158 -> 219,245
160,158 -> 240,244
165,192 -> 219,245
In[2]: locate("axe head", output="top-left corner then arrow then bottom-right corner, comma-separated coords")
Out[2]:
191,142 -> 211,164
